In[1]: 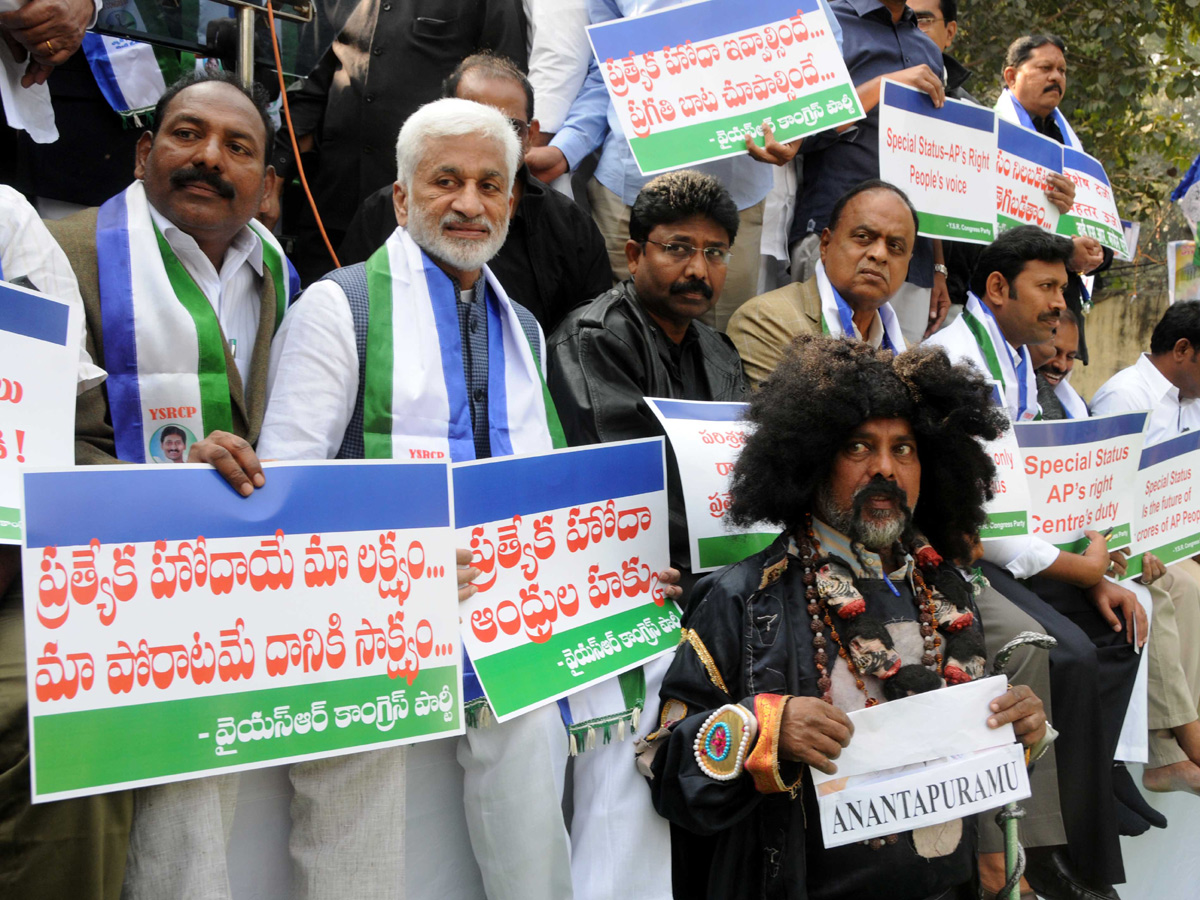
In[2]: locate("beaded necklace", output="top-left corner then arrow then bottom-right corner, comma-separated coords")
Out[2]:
800,513 -> 946,850
799,513 -> 944,709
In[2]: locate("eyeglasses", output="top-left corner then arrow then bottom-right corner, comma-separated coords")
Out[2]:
643,239 -> 732,267
507,117 -> 531,142
913,10 -> 944,29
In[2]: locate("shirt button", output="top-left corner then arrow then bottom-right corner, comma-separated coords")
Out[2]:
372,47 -> 383,56
469,317 -> 479,333
382,2 -> 391,8
473,388 -> 485,402
365,94 -> 375,103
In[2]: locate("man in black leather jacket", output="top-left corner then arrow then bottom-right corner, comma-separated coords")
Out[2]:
547,169 -> 749,595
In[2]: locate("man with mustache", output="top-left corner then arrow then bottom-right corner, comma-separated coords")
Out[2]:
37,71 -> 297,900
727,180 -> 915,387
546,170 -> 748,900
253,97 -> 581,900
996,34 -> 1111,366
928,226 -> 1152,900
1032,308 -> 1088,420
645,336 -> 1048,900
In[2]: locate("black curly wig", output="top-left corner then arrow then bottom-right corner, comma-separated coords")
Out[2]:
727,334 -> 1009,562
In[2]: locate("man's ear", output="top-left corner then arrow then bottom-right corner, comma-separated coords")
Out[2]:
134,131 -> 154,181
625,239 -> 642,275
1174,338 -> 1195,362
507,186 -> 518,222
944,20 -> 957,49
527,118 -> 542,150
392,181 -> 408,227
818,226 -> 832,264
262,165 -> 278,201
985,271 -> 1010,305
1002,65 -> 1018,91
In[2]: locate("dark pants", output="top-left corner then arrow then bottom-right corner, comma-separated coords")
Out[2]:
0,581 -> 133,899
979,563 -> 1140,886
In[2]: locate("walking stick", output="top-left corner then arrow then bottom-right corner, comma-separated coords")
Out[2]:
990,631 -> 1058,900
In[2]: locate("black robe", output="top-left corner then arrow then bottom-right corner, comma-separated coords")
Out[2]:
648,535 -> 978,900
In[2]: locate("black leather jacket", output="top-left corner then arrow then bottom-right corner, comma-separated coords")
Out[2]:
547,281 -> 749,572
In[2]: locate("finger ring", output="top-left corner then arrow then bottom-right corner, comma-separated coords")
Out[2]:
43,39 -> 54,54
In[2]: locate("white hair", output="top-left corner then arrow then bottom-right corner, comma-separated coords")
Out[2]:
394,97 -> 520,191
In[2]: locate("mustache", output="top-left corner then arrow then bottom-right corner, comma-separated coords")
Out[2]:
670,278 -> 713,300
1043,84 -> 1062,94
441,212 -> 492,233
169,168 -> 236,199
851,476 -> 908,511
1039,310 -> 1062,323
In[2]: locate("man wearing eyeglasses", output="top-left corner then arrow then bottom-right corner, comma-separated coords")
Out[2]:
547,170 -> 748,900
907,0 -> 976,103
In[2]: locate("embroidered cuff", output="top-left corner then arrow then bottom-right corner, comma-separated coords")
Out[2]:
744,693 -> 802,795
693,704 -> 754,781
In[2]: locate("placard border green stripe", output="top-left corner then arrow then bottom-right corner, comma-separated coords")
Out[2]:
980,510 -> 1028,539
33,664 -> 460,798
1054,522 -> 1131,555
1122,530 -> 1200,579
470,600 -> 681,718
628,85 -> 863,173
698,532 -> 778,568
0,505 -> 20,541
918,211 -> 996,244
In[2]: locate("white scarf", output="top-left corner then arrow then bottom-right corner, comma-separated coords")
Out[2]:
814,261 -> 907,351
361,228 -> 561,461
1053,376 -> 1090,420
995,88 -> 1082,150
958,292 -> 1039,421
96,181 -> 295,463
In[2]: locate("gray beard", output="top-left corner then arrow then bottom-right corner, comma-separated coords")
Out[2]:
815,482 -> 908,553
405,202 -> 509,275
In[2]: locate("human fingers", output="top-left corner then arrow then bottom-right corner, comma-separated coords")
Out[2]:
456,547 -> 481,602
188,431 -> 265,497
988,685 -> 1041,728
818,703 -> 855,744
1108,549 -> 1128,577
657,568 -> 683,601
1131,599 -> 1148,648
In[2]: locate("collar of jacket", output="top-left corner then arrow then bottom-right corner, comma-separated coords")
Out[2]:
577,279 -> 747,387
943,52 -> 972,95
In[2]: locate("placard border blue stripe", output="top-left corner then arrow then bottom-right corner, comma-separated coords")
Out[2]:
0,282 -> 70,347
997,119 -> 1063,173
1139,430 -> 1200,471
588,0 -> 821,63
1063,147 -> 1110,186
23,462 -> 451,548
649,398 -> 748,422
884,81 -> 996,133
1015,412 -> 1146,449
453,440 -> 665,528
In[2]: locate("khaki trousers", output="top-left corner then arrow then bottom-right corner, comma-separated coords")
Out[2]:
586,178 -> 765,332
1146,558 -> 1200,768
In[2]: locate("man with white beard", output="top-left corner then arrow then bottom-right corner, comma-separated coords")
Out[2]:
250,97 -> 574,900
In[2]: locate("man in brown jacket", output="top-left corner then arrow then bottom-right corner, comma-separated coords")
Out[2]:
726,180 -> 916,387
0,71 -> 289,900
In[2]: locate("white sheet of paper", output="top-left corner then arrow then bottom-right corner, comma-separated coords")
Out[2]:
817,742 -> 1030,848
810,675 -> 1013,786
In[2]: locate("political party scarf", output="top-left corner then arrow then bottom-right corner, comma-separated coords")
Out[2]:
1054,376 -> 1090,420
96,180 -> 296,463
361,227 -> 564,462
961,292 -> 1039,421
82,35 -> 167,122
995,88 -> 1082,151
815,261 -> 906,352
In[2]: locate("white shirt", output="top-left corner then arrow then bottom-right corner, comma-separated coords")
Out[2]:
257,279 -> 359,461
0,185 -> 106,393
1091,353 -> 1200,446
922,315 -> 1061,579
147,202 -> 264,387
525,0 -> 592,134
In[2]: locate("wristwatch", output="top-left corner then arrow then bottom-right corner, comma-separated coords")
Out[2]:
933,264 -> 949,277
